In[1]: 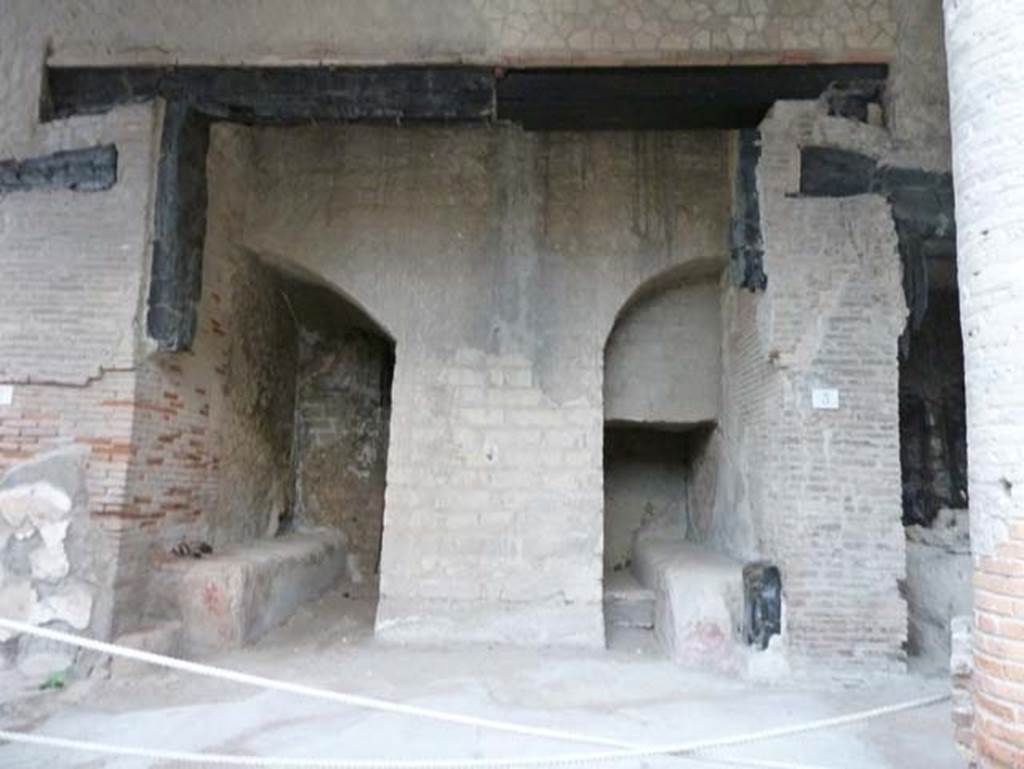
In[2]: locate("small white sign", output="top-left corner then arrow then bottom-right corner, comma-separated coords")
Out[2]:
0,385 -> 12,406
812,387 -> 839,410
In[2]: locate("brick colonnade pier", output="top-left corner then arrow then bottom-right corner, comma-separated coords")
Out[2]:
944,0 -> 1024,765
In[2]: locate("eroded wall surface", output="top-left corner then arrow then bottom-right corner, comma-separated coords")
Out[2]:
240,125 -> 731,645
0,103 -> 160,647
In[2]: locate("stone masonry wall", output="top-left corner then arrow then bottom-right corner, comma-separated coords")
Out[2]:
0,447 -> 109,676
0,0 -> 956,665
241,125 -> 731,646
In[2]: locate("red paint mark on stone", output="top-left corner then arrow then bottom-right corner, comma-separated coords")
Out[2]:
203,581 -> 227,616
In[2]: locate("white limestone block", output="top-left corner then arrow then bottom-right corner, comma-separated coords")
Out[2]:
29,521 -> 71,581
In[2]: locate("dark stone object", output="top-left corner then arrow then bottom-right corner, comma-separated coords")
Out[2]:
743,562 -> 782,650
799,146 -> 881,198
146,102 -> 211,352
0,144 -> 116,193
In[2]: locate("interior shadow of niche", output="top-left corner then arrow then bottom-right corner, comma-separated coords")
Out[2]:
601,266 -> 724,574
259,256 -> 396,598
602,422 -> 716,574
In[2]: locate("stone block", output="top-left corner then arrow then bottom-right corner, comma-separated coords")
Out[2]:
633,537 -> 744,671
162,531 -> 346,655
603,571 -> 655,629
742,561 -> 781,650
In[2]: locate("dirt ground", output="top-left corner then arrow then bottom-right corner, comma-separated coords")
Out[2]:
0,589 -> 962,769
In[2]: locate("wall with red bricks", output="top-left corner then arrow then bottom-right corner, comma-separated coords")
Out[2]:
0,112 -> 300,637
116,127 -> 299,631
0,103 -> 161,642
689,104 -> 910,676
945,0 -> 1024,764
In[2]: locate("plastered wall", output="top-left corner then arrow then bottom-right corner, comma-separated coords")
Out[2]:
605,282 -> 721,426
944,0 -> 1024,763
237,125 -> 731,645
603,427 -> 694,572
0,1 -> 958,670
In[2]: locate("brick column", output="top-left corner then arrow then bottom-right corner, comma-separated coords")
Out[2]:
944,1 -> 1024,766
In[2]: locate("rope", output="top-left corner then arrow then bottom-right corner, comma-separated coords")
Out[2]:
0,701 -> 949,769
0,618 -> 950,768
0,618 -> 633,750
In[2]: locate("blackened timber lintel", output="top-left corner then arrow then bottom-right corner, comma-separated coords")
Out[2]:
0,144 -> 117,194
146,102 -> 211,352
46,64 -> 888,131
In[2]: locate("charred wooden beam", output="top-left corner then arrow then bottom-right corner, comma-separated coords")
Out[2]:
46,67 -> 495,125
0,144 -> 116,193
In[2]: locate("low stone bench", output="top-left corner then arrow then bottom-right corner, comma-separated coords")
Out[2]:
157,530 -> 346,656
632,537 -> 744,672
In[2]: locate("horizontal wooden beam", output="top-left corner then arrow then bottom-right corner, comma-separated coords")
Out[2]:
46,63 -> 888,131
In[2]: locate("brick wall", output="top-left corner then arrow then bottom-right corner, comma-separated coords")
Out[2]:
694,105 -> 909,674
117,126 -> 299,630
759,106 -> 907,673
0,104 -> 161,641
945,0 -> 1024,764
0,117 -> 301,636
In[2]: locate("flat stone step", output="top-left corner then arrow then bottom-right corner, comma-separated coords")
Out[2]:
604,571 -> 655,629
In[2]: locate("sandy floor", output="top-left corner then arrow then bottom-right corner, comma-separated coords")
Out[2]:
0,590 -> 961,769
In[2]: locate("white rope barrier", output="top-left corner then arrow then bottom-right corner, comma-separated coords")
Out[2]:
0,618 -> 633,750
0,618 -> 951,769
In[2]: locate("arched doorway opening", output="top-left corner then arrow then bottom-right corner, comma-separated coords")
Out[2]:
278,269 -> 395,604
602,276 -> 742,662
134,248 -> 396,653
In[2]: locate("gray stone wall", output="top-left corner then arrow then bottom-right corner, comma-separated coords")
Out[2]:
0,0 -> 960,669
241,125 -> 731,646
